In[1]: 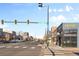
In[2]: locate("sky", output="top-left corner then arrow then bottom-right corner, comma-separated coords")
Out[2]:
0,3 -> 79,38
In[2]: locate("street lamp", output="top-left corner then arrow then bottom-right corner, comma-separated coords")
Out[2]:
38,3 -> 49,46
38,3 -> 43,7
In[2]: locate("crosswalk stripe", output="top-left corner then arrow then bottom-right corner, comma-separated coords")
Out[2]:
0,46 -> 28,49
31,47 -> 35,49
22,46 -> 27,48
0,46 -> 6,48
37,44 -> 42,47
14,46 -> 20,48
6,46 -> 12,48
0,46 -> 37,49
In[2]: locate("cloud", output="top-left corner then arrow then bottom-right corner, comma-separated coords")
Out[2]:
72,14 -> 79,21
65,6 -> 70,12
57,9 -> 64,12
49,8 -> 63,13
50,14 -> 79,26
74,14 -> 79,17
50,15 -> 66,21
52,9 -> 57,12
36,35 -> 43,39
0,24 -> 5,28
52,9 -> 64,13
50,15 -> 66,26
57,15 -> 66,20
0,22 -> 9,29
49,8 -> 52,13
0,25 -> 7,29
38,7 -> 42,10
0,25 -> 3,28
65,5 -> 74,12
52,5 -> 74,13
70,6 -> 74,10
0,23 -> 12,33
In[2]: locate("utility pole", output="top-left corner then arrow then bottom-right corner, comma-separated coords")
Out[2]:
38,3 -> 50,46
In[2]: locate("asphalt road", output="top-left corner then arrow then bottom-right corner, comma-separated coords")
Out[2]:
1,41 -> 78,56
0,41 -> 44,56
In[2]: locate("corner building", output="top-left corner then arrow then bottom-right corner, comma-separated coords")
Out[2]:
57,23 -> 79,47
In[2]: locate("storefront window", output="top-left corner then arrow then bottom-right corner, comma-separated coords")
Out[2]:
63,29 -> 77,47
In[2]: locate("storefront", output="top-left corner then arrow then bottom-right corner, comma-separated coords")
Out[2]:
57,23 -> 79,47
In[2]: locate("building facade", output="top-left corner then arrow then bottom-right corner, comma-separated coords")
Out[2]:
19,32 -> 29,41
51,26 -> 57,46
0,28 -> 3,37
0,28 -> 17,42
57,23 -> 79,47
0,28 -> 3,41
12,31 -> 16,39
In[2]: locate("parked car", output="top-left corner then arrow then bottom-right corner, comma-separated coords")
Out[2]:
10,40 -> 17,43
10,39 -> 23,43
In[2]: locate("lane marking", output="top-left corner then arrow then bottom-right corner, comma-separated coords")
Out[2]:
37,44 -> 42,47
22,46 -> 27,48
0,46 -> 6,48
14,46 -> 20,48
6,46 -> 12,48
31,47 -> 35,49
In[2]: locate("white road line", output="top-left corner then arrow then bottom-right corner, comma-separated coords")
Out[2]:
37,44 -> 42,46
0,46 -> 6,48
31,47 -> 35,49
6,46 -> 12,48
22,46 -> 27,48
14,46 -> 20,48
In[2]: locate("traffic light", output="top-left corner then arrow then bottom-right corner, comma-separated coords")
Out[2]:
14,19 -> 17,24
38,3 -> 43,7
1,19 -> 4,24
27,20 -> 29,24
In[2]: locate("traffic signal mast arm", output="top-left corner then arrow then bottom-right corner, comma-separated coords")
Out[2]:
5,21 -> 14,23
29,22 -> 39,24
0,20 -> 40,24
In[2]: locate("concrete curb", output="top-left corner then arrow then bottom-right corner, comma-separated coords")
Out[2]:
47,47 -> 55,56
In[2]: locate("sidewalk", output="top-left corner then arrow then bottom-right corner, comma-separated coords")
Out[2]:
48,45 -> 79,56
42,44 -> 53,56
